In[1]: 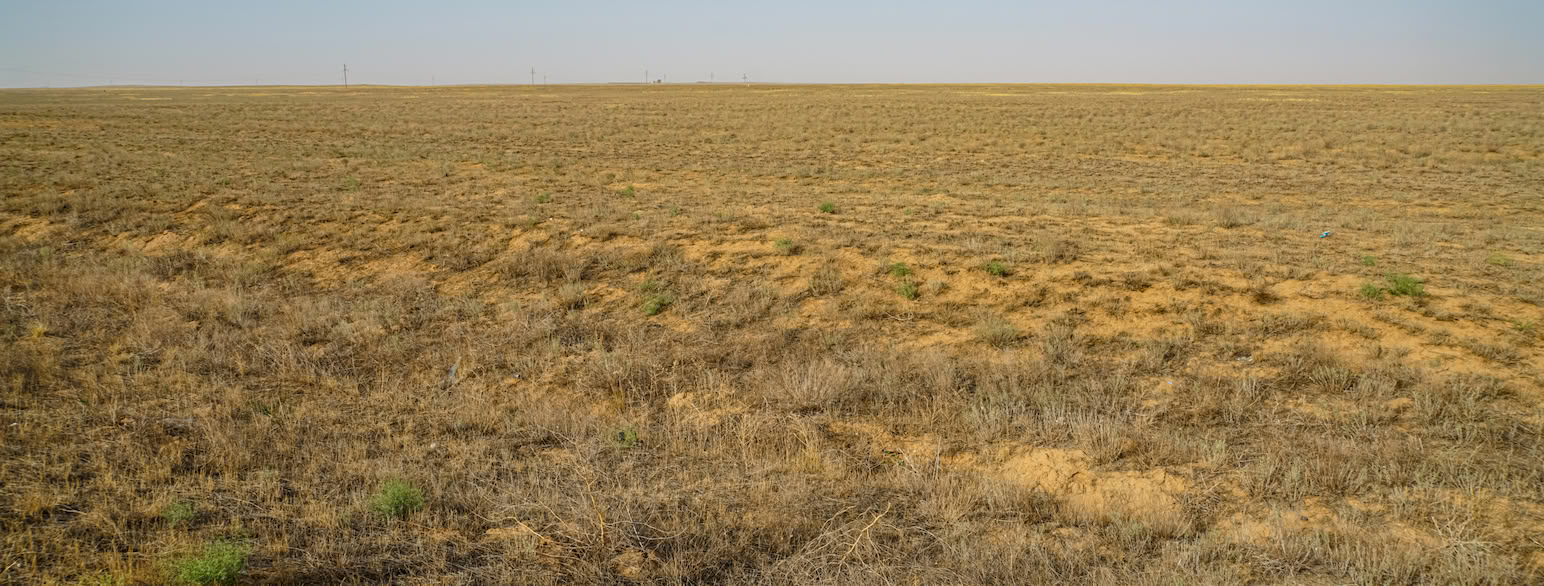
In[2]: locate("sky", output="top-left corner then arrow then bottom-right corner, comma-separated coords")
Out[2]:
1,0 -> 1541,87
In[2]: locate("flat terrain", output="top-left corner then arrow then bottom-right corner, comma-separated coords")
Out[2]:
2,84 -> 1542,584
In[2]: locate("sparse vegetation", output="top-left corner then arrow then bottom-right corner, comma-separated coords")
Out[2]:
1386,273 -> 1427,297
3,84 -> 1541,583
613,427 -> 640,448
168,541 -> 248,585
161,500 -> 196,528
818,201 -> 836,214
1359,283 -> 1384,300
809,262 -> 844,296
371,480 -> 424,519
639,280 -> 675,315
975,315 -> 1020,347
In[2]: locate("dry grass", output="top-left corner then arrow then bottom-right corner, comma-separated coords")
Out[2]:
2,83 -> 1543,584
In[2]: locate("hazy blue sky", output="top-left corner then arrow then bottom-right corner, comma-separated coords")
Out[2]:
2,0 -> 1541,87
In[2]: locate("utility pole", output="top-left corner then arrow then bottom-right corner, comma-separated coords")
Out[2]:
711,72 -> 714,83
530,67 -> 535,85
342,64 -> 349,87
543,75 -> 547,84
645,69 -> 649,84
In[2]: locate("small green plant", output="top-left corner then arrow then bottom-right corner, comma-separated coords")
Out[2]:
168,541 -> 248,585
617,184 -> 636,197
642,293 -> 673,316
371,479 -> 424,519
161,500 -> 196,527
1515,320 -> 1535,335
1385,274 -> 1426,297
613,427 -> 640,448
639,280 -> 673,315
887,262 -> 912,278
1359,283 -> 1384,300
342,176 -> 361,191
1360,255 -> 1376,266
773,238 -> 798,255
534,192 -> 553,204
983,261 -> 1009,277
897,281 -> 920,300
669,206 -> 683,216
1486,253 -> 1513,267
818,201 -> 836,214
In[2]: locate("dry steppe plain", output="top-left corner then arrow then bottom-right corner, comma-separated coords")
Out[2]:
2,84 -> 1543,584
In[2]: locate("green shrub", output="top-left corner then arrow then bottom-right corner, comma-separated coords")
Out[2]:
617,185 -> 636,197
371,480 -> 424,519
887,263 -> 912,278
1359,283 -> 1383,300
983,261 -> 1008,277
534,192 -> 553,204
1385,274 -> 1425,297
897,281 -> 919,300
161,500 -> 196,527
818,201 -> 836,214
1486,253 -> 1513,267
774,238 -> 798,255
1359,255 -> 1376,266
169,541 -> 248,585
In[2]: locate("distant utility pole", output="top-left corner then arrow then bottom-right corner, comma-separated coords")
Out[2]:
645,69 -> 649,84
742,73 -> 748,83
530,67 -> 535,85
543,75 -> 547,84
710,72 -> 714,83
342,64 -> 349,87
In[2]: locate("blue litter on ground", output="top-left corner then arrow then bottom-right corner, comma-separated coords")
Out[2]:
1319,231 -> 1332,238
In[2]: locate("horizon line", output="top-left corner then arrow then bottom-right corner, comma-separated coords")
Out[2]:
4,81 -> 1542,90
